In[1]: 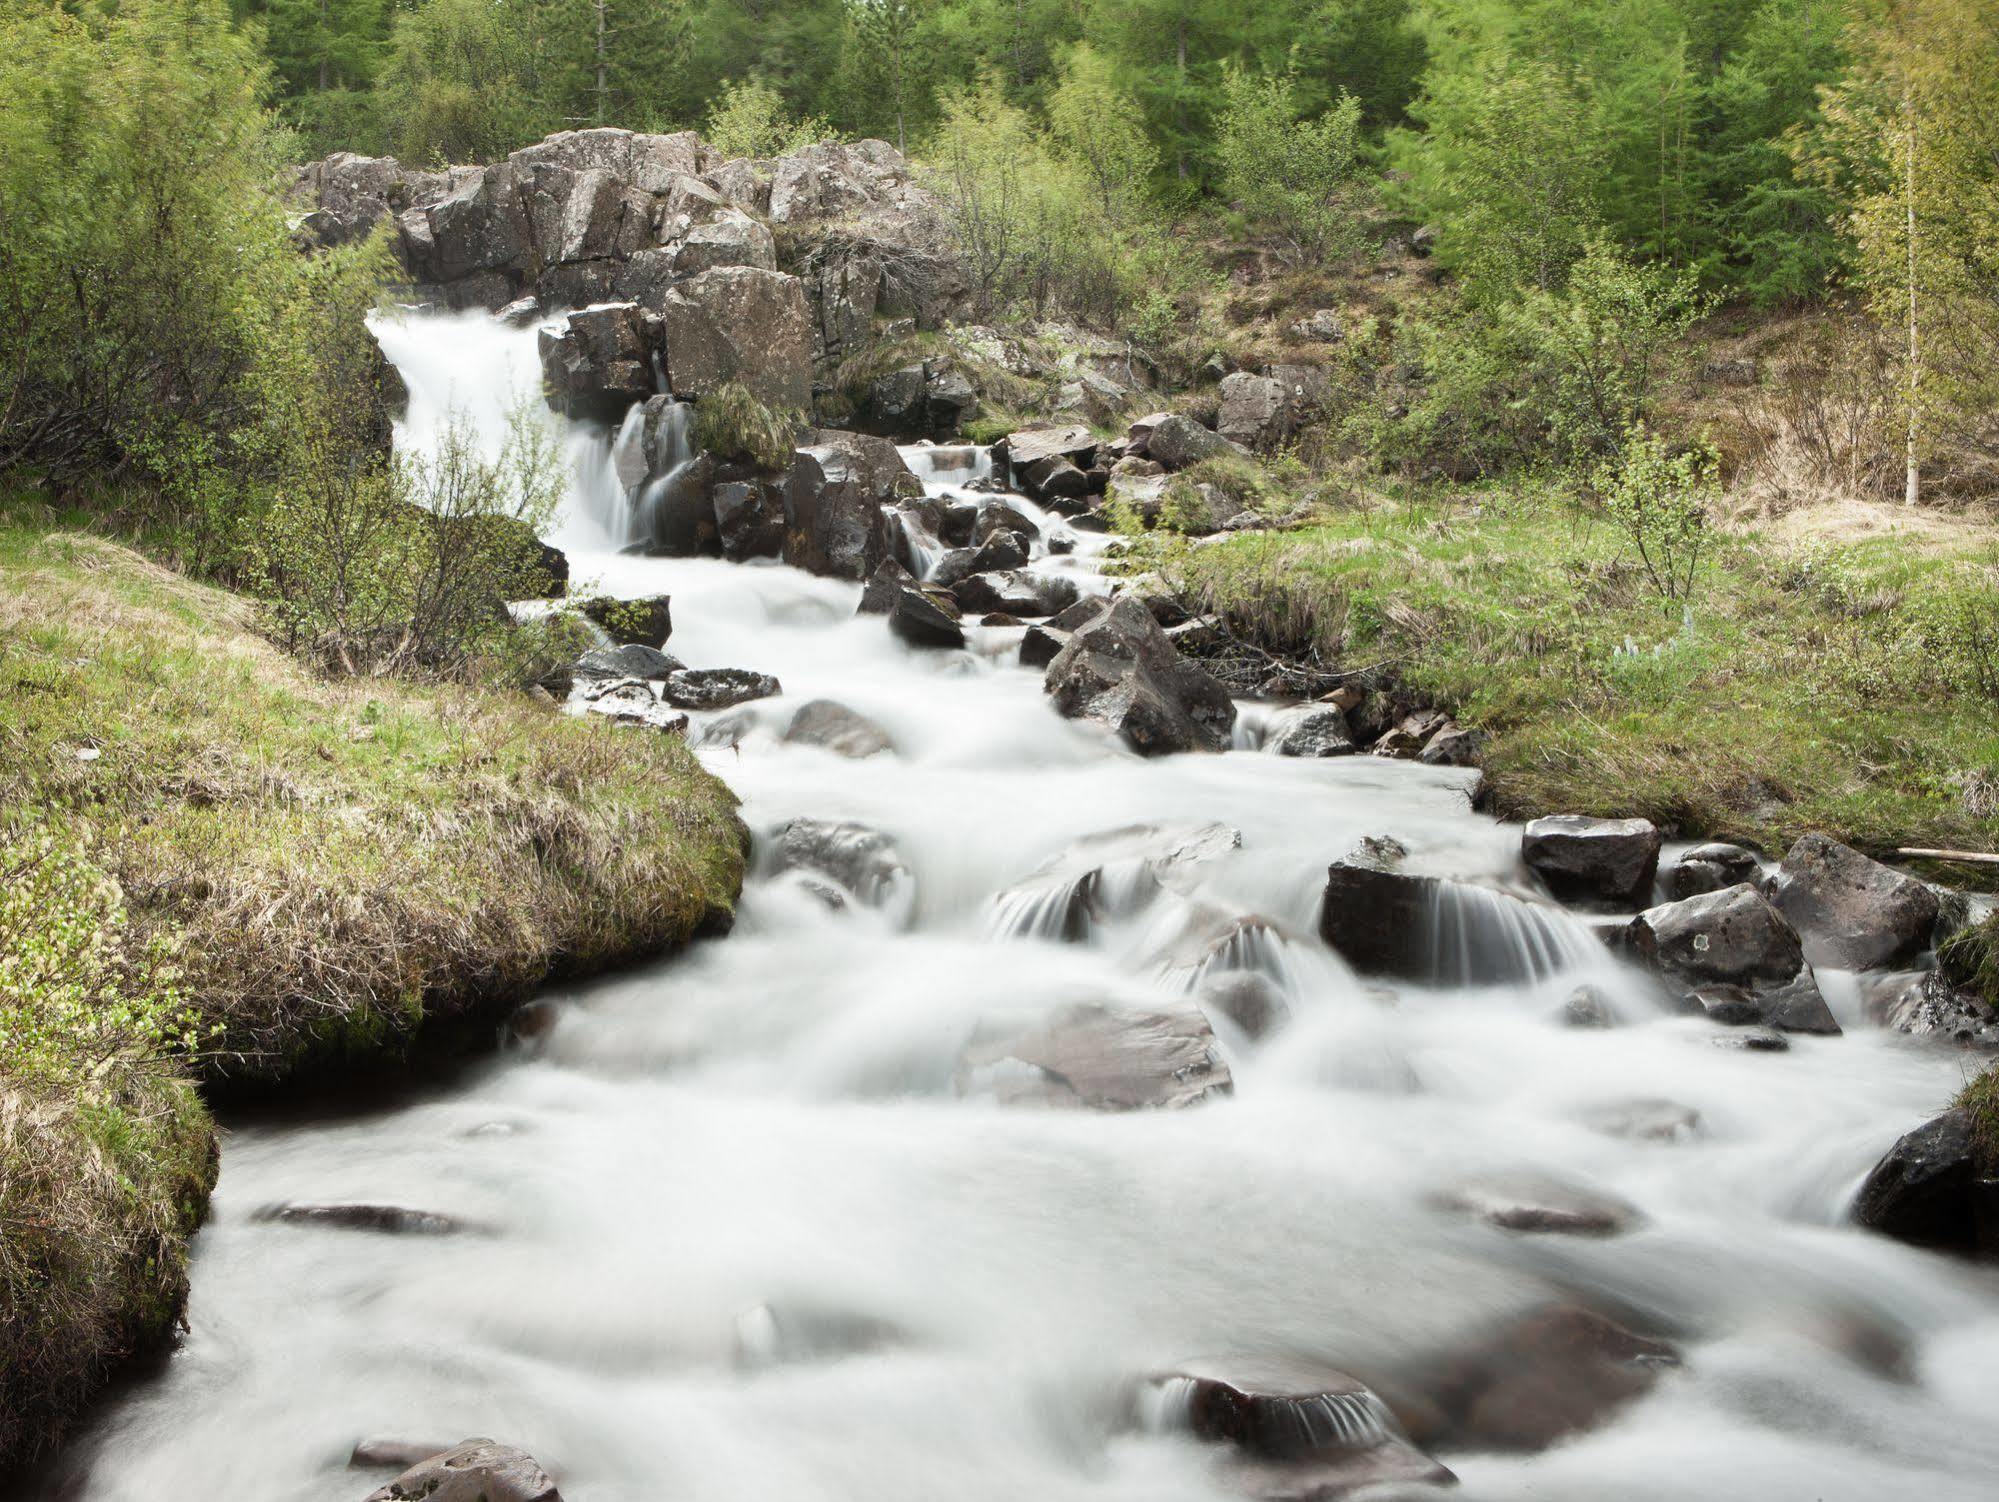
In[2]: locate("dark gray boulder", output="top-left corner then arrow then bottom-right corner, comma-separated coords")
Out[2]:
659,266 -> 813,410
537,303 -> 655,420
714,479 -> 786,560
1271,706 -> 1355,757
1522,815 -> 1661,910
952,570 -> 1079,618
1043,595 -> 1236,755
1767,833 -> 1939,970
1621,884 -> 1804,987
1665,842 -> 1760,900
1853,1107 -> 1998,1255
362,1439 -> 560,1502
859,560 -> 964,649
781,432 -> 921,580
1128,411 -> 1242,471
662,667 -> 781,710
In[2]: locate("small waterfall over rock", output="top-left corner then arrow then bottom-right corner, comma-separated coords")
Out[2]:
1424,879 -> 1602,987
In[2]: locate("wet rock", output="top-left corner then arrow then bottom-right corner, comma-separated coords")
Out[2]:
1579,1097 -> 1702,1143
957,1002 -> 1232,1110
1145,1361 -> 1454,1497
495,296 -> 543,328
1199,971 -> 1290,1040
1690,984 -> 1764,1026
1521,815 -> 1661,910
537,303 -> 655,421
362,1438 -> 560,1502
1001,424 -> 1099,494
1439,1174 -> 1639,1237
965,529 -> 1030,573
662,667 -> 781,710
973,497 -> 1041,546
659,266 -> 813,410
1018,622 -> 1068,669
1127,411 -> 1242,471
782,699 -> 894,757
714,478 -> 785,560
1665,841 -> 1760,900
781,431 -> 921,580
258,1203 -> 471,1236
1713,1026 -> 1790,1052
859,559 -> 965,649
578,593 -> 671,646
574,642 -> 682,682
768,818 -> 909,909
1767,833 -> 1939,970
1853,1107 -> 1999,1255
1271,705 -> 1355,758
952,570 -> 1079,618
1864,969 -> 1999,1046
1621,884 -> 1804,987
1561,984 -> 1615,1028
1407,1306 -> 1679,1452
1320,852 -> 1576,987
1755,967 -> 1843,1034
1043,595 -> 1237,756
991,822 -> 1239,942
350,1438 -> 455,1470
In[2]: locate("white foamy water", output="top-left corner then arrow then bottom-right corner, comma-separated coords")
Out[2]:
45,312 -> 1999,1502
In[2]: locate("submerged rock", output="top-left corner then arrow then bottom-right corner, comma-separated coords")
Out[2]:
733,1301 -> 905,1368
1521,815 -> 1661,910
1199,971 -> 1290,1040
1437,1174 -> 1639,1237
782,699 -> 893,757
1853,1107 -> 1999,1255
768,818 -> 909,909
258,1203 -> 472,1236
1767,833 -> 1939,970
957,1002 -> 1232,1110
1319,851 -> 1580,987
362,1438 -> 560,1502
1043,595 -> 1236,756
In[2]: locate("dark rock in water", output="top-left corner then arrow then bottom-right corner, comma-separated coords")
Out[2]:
1665,841 -> 1760,900
1406,1306 -> 1679,1453
257,1203 -> 472,1236
733,1301 -> 904,1368
1200,971 -> 1290,1040
1755,967 -> 1842,1034
1578,1097 -> 1702,1143
575,642 -> 682,682
859,559 -> 964,649
579,593 -> 672,646
1271,706 -> 1355,758
958,1002 -> 1232,1110
768,818 -> 909,909
714,479 -> 785,561
1320,850 -> 1579,987
781,431 -> 921,580
1144,1361 -> 1454,1498
1713,1026 -> 1790,1052
1854,1107 -> 1999,1255
1690,984 -> 1764,1026
1864,969 -> 1999,1046
991,822 -> 1240,943
1438,1174 -> 1639,1237
1043,595 -> 1236,755
1522,815 -> 1661,911
362,1438 -> 560,1502
537,302 -> 654,421
1561,984 -> 1615,1028
1621,884 -> 1804,987
1767,833 -> 1939,970
663,666 -> 781,710
351,1438 -> 455,1470
782,699 -> 893,757
1020,454 -> 1090,501
966,528 -> 1030,573
658,265 -> 813,410
1018,623 -> 1068,669
952,569 -> 1078,618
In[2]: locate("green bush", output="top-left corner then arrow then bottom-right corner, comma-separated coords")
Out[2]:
1595,427 -> 1719,607
1215,64 -> 1370,262
705,76 -> 832,159
692,381 -> 803,472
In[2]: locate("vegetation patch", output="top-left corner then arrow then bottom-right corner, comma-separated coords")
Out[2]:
691,382 -> 804,473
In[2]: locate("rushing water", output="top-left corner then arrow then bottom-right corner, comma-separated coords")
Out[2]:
42,311 -> 1999,1502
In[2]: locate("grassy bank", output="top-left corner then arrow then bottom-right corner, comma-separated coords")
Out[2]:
0,508 -> 746,1469
1162,484 -> 1999,869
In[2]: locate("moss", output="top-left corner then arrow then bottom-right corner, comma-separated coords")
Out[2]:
691,381 -> 803,472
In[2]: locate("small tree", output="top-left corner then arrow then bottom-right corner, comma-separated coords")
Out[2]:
1596,426 -> 1718,606
1047,42 -> 1157,220
845,0 -> 932,155
704,76 -> 832,160
1214,64 -> 1369,261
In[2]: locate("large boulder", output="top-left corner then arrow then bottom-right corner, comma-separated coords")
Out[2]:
538,303 -> 655,421
1128,411 -> 1242,471
517,161 -> 651,267
660,267 -> 814,410
1853,1107 -> 1998,1255
781,432 -> 920,580
859,559 -> 964,649
362,1439 -> 560,1502
415,164 -> 531,287
1521,815 -> 1661,910
950,570 -> 1079,618
1621,884 -> 1804,987
1665,842 -> 1760,900
670,210 -> 777,276
1767,834 -> 1939,970
768,818 -> 910,909
1043,595 -> 1236,756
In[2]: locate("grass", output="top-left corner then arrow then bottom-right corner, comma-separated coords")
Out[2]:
691,381 -> 804,472
0,505 -> 746,1472
1955,1064 -> 1999,1171
1164,482 -> 1999,872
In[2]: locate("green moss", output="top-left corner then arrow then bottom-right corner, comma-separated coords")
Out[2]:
691,381 -> 803,472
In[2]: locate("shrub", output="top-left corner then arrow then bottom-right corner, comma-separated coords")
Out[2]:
691,381 -> 803,472
705,76 -> 831,159
1215,65 -> 1370,262
1595,426 -> 1719,606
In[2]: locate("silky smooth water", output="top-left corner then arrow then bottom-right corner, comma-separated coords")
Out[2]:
43,311 -> 1999,1502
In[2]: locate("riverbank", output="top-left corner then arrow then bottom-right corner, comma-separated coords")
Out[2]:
1161,483 -> 1999,873
0,506 -> 746,1472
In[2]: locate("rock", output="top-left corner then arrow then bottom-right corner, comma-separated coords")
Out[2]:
957,1002 -> 1232,1110
1043,595 -> 1237,756
951,570 -> 1079,618
1320,851 -> 1577,987
991,821 -> 1240,943
1003,423 -> 1098,474
537,303 -> 655,420
1146,1361 -> 1454,1496
660,266 -> 813,410
1216,372 -> 1295,450
350,1439 -> 455,1470
1865,969 -> 1999,1046
1019,623 -> 1068,669
495,296 -> 542,328
670,210 -> 777,275
1199,971 -> 1290,1039
859,560 -> 965,649
782,699 -> 893,757
964,529 -> 1030,573
581,682 -> 690,734
1270,705 -> 1355,757
1439,1174 -> 1639,1237
1766,833 -> 1939,970
1621,884 -> 1804,987
1562,984 -> 1614,1028
1702,357 -> 1759,387
974,497 -> 1039,545
574,642 -> 682,682
1521,815 -> 1662,910
1853,1107 -> 1998,1255
1714,1026 -> 1790,1052
1418,722 -> 1484,767
578,593 -> 671,646
1690,984 -> 1765,1026
421,165 -> 532,286
662,667 -> 781,710
733,1301 -> 904,1368
768,818 -> 909,909
781,431 -> 920,580
1289,309 -> 1344,343
1020,454 -> 1091,502
1128,412 -> 1242,471
362,1438 -> 560,1502
1579,1097 -> 1702,1143
257,1203 -> 470,1236
714,479 -> 785,560
1755,967 -> 1843,1034
1665,842 -> 1760,900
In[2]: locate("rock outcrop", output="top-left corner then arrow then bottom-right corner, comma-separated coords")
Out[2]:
1043,595 -> 1236,755
1853,1107 -> 1998,1256
781,432 -> 921,580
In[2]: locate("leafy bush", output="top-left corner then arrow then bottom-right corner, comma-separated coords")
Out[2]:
706,76 -> 832,159
1215,65 -> 1370,262
1596,427 -> 1719,606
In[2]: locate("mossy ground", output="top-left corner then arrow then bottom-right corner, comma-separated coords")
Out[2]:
0,499 -> 746,1470
1163,482 -> 1999,873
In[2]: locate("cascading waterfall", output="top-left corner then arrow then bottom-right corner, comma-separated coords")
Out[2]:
43,307 -> 1999,1502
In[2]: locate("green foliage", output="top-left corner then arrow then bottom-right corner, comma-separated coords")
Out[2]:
374,0 -> 543,163
691,381 -> 804,471
1594,426 -> 1717,606
705,75 -> 834,158
1047,42 -> 1157,218
1214,65 -> 1369,261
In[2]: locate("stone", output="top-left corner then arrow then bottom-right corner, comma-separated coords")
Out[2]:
1216,372 -> 1294,450
574,643 -> 682,682
1714,1027 -> 1790,1052
1562,984 -> 1615,1028
951,570 -> 1079,618
1522,815 -> 1662,910
782,699 -> 893,757
671,210 -> 777,275
1621,884 -> 1804,987
1320,852 -> 1576,987
768,818 -> 909,909
258,1203 -> 470,1236
781,432 -> 920,580
859,560 -> 965,650
537,303 -> 655,421
362,1439 -> 560,1502
1019,623 -> 1068,669
578,594 -> 671,646
957,1002 -> 1232,1111
1271,706 -> 1355,757
1289,309 -> 1344,343
1865,970 -> 1999,1047
714,479 -> 786,560
350,1439 -> 455,1471
1766,833 -> 1940,970
1853,1107 -> 1999,1255
661,667 -> 781,710
1579,1097 -> 1702,1143
964,529 -> 1030,573
1439,1174 -> 1639,1237
1418,722 -> 1485,767
1199,971 -> 1290,1039
1128,411 -> 1243,471
1043,595 -> 1237,755
1002,423 -> 1098,473
1665,842 -> 1760,900
660,267 -> 814,410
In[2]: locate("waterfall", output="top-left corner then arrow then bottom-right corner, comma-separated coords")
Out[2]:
1424,880 -> 1601,987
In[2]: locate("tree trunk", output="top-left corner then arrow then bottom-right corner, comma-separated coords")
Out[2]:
1903,75 -> 1921,508
1174,22 -> 1189,181
317,0 -> 329,92
595,0 -> 610,126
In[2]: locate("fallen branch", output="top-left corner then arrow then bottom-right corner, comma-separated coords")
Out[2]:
1898,847 -> 1999,866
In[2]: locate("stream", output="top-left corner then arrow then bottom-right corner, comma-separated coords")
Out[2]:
40,311 -> 1999,1502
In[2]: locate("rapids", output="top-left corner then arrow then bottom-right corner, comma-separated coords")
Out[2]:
41,311 -> 1999,1502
